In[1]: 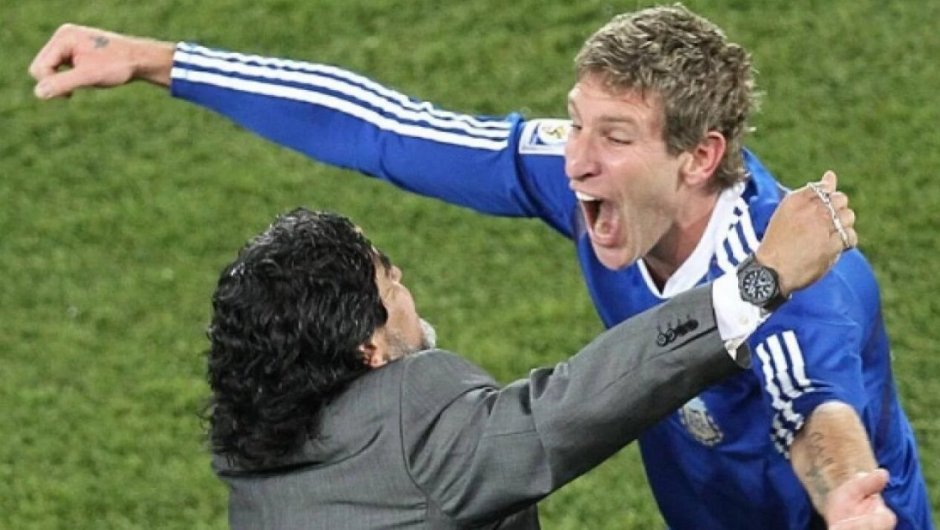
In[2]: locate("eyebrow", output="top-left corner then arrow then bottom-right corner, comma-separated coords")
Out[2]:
566,102 -> 640,127
572,114 -> 642,130
597,116 -> 641,127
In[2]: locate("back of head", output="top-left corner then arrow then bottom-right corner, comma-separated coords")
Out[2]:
206,208 -> 387,468
575,3 -> 757,187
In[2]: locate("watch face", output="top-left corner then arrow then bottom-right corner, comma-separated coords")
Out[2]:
741,268 -> 776,304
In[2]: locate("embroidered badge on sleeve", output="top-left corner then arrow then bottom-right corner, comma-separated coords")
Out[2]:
519,119 -> 570,155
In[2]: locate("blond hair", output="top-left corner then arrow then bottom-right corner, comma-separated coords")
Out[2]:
575,4 -> 757,187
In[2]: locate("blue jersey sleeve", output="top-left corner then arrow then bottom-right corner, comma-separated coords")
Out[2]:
747,250 -> 883,455
169,43 -> 579,238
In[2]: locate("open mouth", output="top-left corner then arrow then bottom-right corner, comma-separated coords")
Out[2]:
576,190 -> 601,228
576,190 -> 619,246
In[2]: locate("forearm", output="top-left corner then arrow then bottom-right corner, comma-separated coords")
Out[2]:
790,401 -> 879,520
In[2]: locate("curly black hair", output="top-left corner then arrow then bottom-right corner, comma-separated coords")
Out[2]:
205,208 -> 388,468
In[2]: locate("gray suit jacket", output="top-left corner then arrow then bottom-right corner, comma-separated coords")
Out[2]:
214,284 -> 750,529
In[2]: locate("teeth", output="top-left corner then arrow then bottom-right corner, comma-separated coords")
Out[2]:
575,191 -> 600,202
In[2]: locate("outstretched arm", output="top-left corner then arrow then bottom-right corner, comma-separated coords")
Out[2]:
30,24 -> 174,98
30,24 -> 578,230
402,284 -> 743,524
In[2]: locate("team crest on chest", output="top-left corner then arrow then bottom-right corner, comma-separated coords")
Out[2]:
679,397 -> 724,446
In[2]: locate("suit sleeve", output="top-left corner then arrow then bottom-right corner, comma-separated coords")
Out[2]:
399,284 -> 748,525
169,43 -> 579,237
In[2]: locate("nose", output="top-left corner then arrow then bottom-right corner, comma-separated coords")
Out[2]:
564,130 -> 600,183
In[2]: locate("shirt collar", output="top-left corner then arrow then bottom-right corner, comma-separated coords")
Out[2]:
638,181 -> 746,298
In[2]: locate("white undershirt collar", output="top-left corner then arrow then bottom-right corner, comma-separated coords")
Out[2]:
638,181 -> 746,299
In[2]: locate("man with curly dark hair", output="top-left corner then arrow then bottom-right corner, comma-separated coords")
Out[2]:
206,209 -> 419,468
202,202 -> 885,529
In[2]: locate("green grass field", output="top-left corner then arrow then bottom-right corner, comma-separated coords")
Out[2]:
2,0 -> 938,528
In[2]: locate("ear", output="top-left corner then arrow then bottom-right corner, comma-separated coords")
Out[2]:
680,131 -> 726,188
358,330 -> 389,368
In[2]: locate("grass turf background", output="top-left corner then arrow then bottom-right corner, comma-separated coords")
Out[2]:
2,0 -> 937,527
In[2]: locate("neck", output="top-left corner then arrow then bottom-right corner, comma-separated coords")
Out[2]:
644,191 -> 720,288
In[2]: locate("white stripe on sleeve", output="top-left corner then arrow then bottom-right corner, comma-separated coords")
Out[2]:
171,68 -> 510,151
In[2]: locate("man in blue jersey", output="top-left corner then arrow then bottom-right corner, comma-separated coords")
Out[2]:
30,5 -> 931,529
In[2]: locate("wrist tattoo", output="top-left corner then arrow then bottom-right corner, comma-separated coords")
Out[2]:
92,35 -> 110,49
